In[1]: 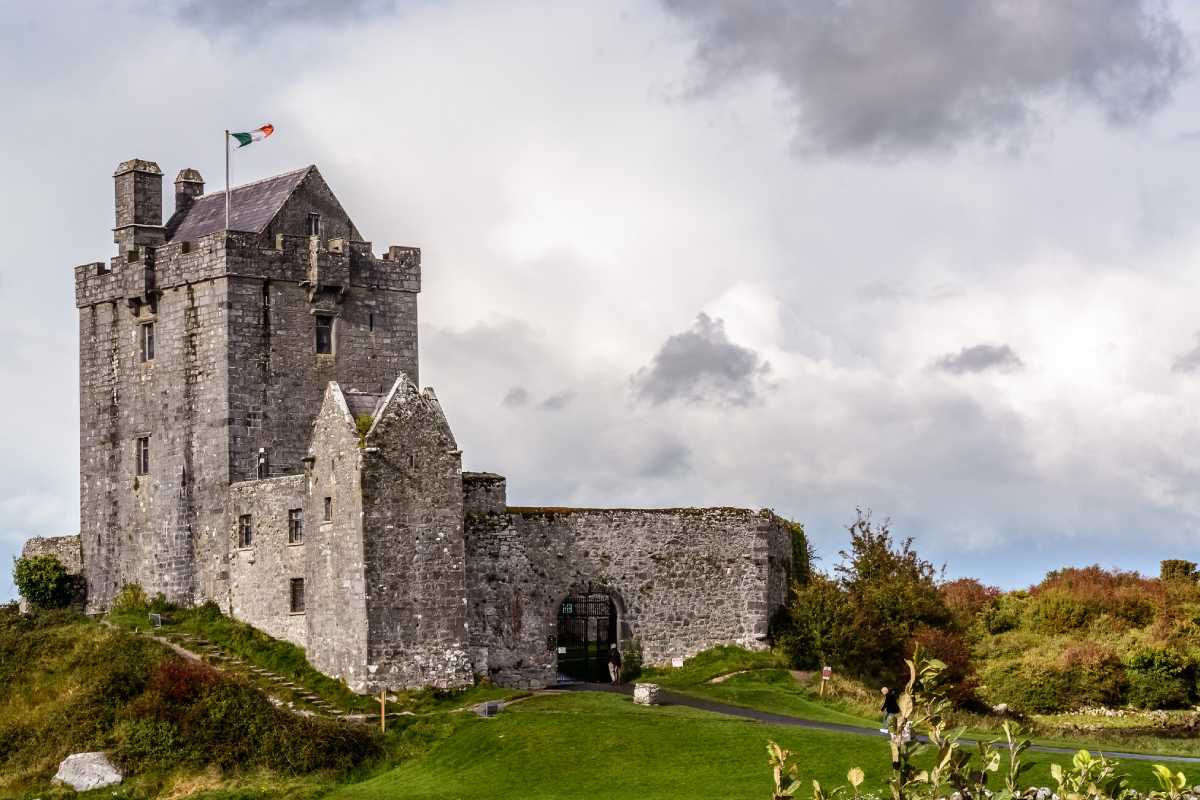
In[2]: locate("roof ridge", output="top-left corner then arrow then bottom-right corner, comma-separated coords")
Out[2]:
192,165 -> 311,200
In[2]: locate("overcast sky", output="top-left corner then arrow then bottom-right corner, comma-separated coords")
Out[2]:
3,0 -> 1200,599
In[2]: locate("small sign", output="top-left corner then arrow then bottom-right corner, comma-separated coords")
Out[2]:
822,666 -> 831,680
672,657 -> 684,668
561,603 -> 573,614
558,647 -> 566,654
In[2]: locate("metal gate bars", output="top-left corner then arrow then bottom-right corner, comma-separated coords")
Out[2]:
556,593 -> 616,683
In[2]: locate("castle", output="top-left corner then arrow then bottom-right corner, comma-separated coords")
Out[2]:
22,159 -> 797,692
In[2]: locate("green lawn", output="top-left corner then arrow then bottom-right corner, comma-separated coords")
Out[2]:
323,692 -> 1200,800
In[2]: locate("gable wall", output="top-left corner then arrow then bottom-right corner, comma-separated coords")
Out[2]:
303,386 -> 370,688
357,379 -> 473,691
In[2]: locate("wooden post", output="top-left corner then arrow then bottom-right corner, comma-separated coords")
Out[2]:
820,679 -> 825,697
380,689 -> 386,732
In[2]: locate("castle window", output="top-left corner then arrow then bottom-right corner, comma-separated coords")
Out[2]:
257,450 -> 268,480
290,578 -> 305,613
238,514 -> 253,548
315,315 -> 333,355
288,509 -> 303,543
369,313 -> 373,332
323,496 -> 332,521
139,322 -> 155,363
135,437 -> 150,475
306,213 -> 321,237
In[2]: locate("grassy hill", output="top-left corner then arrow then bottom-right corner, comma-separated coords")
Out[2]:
6,606 -> 1200,800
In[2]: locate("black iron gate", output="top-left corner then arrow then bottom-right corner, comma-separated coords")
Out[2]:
556,593 -> 616,683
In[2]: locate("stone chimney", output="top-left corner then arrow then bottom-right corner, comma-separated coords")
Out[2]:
174,168 -> 204,214
113,159 -> 165,253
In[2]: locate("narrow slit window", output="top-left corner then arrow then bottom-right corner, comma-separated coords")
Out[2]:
290,578 -> 305,613
369,313 -> 373,332
305,213 -> 321,236
323,496 -> 332,521
238,514 -> 253,548
139,321 -> 155,363
257,451 -> 268,480
315,315 -> 333,355
288,509 -> 303,544
135,437 -> 150,476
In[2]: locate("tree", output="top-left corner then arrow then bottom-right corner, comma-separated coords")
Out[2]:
13,554 -> 73,610
834,510 -> 950,677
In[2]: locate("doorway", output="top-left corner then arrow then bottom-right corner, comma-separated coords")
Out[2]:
556,592 -> 616,683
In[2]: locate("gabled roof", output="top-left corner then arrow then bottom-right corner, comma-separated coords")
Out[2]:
343,390 -> 387,419
164,166 -> 311,247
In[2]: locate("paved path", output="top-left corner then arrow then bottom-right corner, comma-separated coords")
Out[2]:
557,683 -> 1200,764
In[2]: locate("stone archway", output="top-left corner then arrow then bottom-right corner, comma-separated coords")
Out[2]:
553,582 -> 628,683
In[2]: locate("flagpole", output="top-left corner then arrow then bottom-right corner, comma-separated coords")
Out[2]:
225,130 -> 230,230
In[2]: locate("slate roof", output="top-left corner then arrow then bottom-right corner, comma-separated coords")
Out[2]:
165,167 -> 310,247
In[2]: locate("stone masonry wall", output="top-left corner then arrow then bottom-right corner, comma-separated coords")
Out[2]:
20,535 -> 86,610
358,376 -> 473,691
303,383 -> 370,689
227,475 -> 306,647
465,496 -> 793,689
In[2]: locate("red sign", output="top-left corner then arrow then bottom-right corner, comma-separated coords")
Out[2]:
822,666 -> 831,680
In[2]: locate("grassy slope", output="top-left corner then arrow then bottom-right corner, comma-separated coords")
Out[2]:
323,692 -> 1200,800
637,647 -> 1200,760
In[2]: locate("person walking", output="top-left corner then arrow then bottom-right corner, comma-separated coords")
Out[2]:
880,687 -> 900,733
608,643 -> 622,683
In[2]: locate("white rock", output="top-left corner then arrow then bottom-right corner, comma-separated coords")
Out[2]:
52,753 -> 122,792
1036,787 -> 1052,800
992,703 -> 1009,713
634,683 -> 659,706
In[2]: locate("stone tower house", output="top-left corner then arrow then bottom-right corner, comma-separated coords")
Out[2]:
77,159 -> 421,611
56,158 -> 797,693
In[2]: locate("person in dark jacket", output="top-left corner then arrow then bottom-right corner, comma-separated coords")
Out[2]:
608,643 -> 622,683
880,687 -> 900,733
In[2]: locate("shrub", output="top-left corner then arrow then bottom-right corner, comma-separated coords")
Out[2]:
1162,560 -> 1199,583
148,592 -> 177,615
975,594 -> 1025,636
619,637 -> 644,683
775,572 -> 858,670
904,628 -> 979,707
942,578 -> 999,634
113,582 -> 149,613
1025,589 -> 1089,635
12,555 -> 72,610
1061,641 -> 1127,707
1123,646 -> 1195,709
990,653 -> 1075,713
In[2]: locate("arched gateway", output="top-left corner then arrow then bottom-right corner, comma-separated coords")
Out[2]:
556,591 -> 618,683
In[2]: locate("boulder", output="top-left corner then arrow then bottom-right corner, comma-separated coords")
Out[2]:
52,752 -> 123,791
634,683 -> 659,706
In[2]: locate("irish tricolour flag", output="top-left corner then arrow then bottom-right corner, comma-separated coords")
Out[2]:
231,124 -> 274,148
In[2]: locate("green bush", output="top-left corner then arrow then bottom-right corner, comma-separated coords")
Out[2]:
1025,589 -> 1089,635
113,582 -> 149,613
976,594 -> 1025,635
12,555 -> 72,610
619,637 -> 644,683
1161,559 -> 1198,583
1123,646 -> 1195,709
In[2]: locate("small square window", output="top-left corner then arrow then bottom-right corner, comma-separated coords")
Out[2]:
305,213 -> 321,237
290,578 -> 305,613
135,437 -> 150,476
139,322 -> 155,363
323,496 -> 332,522
288,509 -> 304,544
315,315 -> 333,355
238,514 -> 253,548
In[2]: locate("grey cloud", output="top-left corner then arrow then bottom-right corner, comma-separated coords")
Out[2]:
633,313 -> 768,406
538,390 -> 575,410
935,343 -> 1023,375
502,386 -> 529,407
171,0 -> 396,32
661,0 -> 1188,156
1171,335 -> 1200,374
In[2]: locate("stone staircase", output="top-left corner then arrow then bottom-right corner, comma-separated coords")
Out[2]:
174,634 -> 348,717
